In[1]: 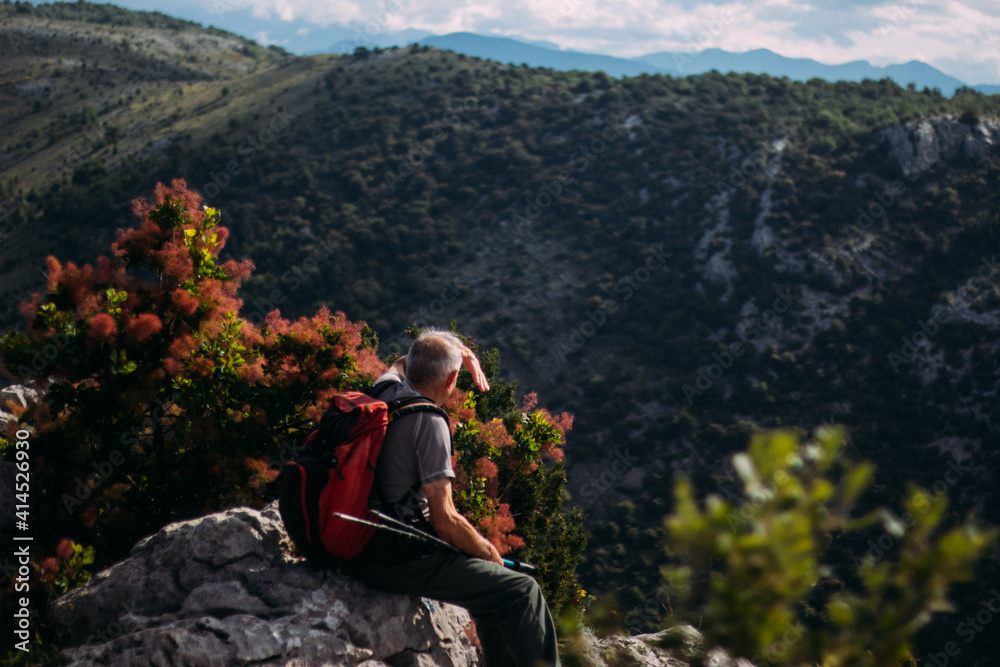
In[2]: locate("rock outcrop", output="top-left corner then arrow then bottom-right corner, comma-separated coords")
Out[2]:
882,116 -> 1000,178
0,383 -> 36,429
47,502 -> 752,666
48,503 -> 479,666
577,625 -> 754,667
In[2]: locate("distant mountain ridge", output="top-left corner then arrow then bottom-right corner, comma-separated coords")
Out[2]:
415,32 -> 657,78
407,34 -> 987,97
636,48 -> 973,95
37,0 -> 990,95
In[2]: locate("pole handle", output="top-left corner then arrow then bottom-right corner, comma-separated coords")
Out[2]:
502,559 -> 538,575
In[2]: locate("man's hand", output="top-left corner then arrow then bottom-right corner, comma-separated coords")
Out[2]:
391,348 -> 488,392
424,477 -> 503,565
459,345 -> 490,392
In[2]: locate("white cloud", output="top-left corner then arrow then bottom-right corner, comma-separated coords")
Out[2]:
215,0 -> 999,83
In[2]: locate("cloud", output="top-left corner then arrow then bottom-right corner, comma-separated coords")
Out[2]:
175,0 -> 1000,83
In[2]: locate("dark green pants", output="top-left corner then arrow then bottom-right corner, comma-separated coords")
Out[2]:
346,530 -> 560,667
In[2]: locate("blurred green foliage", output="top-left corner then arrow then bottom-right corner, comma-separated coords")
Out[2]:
661,428 -> 996,666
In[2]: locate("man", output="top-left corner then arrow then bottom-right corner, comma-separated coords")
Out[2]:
346,329 -> 561,667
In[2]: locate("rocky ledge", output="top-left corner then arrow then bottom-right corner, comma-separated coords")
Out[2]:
48,503 -> 478,666
46,502 -> 750,666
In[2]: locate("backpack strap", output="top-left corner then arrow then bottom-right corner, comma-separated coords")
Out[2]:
388,401 -> 449,425
371,392 -> 453,521
368,378 -> 398,400
368,379 -> 450,431
387,400 -> 451,457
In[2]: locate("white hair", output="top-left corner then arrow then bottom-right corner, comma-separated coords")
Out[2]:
406,328 -> 462,387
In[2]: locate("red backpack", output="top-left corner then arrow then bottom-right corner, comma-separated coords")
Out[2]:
277,382 -> 447,567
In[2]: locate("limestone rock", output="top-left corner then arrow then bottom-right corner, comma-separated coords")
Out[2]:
48,502 -> 478,666
0,383 -> 36,431
44,499 -> 753,667
882,117 -> 1000,178
588,625 -> 755,667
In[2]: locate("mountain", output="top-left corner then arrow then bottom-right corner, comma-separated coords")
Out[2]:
317,27 -> 435,54
32,0 -> 990,94
635,48 -> 973,95
417,32 -> 659,78
3,2 -> 1000,664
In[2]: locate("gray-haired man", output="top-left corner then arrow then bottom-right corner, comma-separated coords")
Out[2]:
347,329 -> 561,666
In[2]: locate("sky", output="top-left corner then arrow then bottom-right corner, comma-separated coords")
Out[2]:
47,0 -> 1000,84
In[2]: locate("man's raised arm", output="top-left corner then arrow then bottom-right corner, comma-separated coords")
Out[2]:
424,477 -> 504,566
390,344 -> 490,392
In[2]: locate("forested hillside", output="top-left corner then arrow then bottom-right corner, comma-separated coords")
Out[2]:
3,2 -> 1000,663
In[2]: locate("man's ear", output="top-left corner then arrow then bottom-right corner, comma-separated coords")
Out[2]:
447,369 -> 459,389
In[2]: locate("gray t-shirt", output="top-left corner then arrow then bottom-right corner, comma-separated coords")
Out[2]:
368,370 -> 453,522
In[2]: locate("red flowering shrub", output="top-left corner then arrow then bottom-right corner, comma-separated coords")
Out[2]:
0,180 -> 585,626
0,180 -> 384,574
124,313 -> 163,345
56,539 -> 74,560
442,342 -> 586,613
86,312 -> 117,341
38,558 -> 59,583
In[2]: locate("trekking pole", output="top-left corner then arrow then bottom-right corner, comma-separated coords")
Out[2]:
330,511 -> 538,575
370,510 -> 538,575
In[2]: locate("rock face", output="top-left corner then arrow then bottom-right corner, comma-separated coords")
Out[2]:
882,117 -> 1000,178
580,625 -> 754,667
47,501 -> 753,667
48,503 -> 479,666
0,383 -> 36,429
